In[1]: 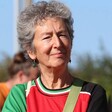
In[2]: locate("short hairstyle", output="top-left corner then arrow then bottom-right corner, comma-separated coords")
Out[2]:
17,0 -> 74,53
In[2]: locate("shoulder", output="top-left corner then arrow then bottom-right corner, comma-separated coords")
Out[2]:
0,82 -> 9,96
11,82 -> 27,94
82,81 -> 106,96
82,81 -> 108,112
72,77 -> 106,95
4,83 -> 27,105
0,83 -> 6,92
2,81 -> 32,112
10,80 -> 35,95
0,82 -> 6,88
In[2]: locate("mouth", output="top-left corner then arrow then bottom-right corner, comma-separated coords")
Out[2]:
51,52 -> 65,58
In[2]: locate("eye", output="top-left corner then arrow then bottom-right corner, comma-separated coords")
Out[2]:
59,33 -> 67,38
42,36 -> 51,40
57,31 -> 68,38
60,34 -> 66,37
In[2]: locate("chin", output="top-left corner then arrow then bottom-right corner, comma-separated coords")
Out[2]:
51,60 -> 66,68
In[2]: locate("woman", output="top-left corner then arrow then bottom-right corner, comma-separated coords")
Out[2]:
0,51 -> 38,110
2,1 -> 107,112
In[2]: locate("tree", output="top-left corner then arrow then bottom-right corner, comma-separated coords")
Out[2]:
0,53 -> 11,82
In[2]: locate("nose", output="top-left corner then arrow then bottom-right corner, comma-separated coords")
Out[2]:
53,34 -> 62,48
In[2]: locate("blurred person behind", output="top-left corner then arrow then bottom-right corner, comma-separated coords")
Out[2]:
0,51 -> 38,110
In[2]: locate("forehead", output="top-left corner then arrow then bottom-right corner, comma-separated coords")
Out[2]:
35,17 -> 67,31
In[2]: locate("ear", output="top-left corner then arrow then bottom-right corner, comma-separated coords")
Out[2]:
15,71 -> 24,83
17,71 -> 24,81
27,50 -> 36,60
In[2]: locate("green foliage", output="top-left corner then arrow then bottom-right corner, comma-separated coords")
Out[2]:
0,53 -> 11,82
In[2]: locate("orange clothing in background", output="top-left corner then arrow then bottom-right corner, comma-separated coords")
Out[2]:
0,83 -> 10,110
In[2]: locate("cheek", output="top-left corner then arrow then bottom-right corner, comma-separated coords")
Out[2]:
67,47 -> 72,57
65,41 -> 72,57
64,39 -> 72,51
35,44 -> 51,57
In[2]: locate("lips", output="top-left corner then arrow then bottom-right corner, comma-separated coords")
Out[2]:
50,51 -> 66,57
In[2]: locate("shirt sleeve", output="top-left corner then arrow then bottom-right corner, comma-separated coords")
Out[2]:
0,91 -> 4,110
87,85 -> 108,112
2,84 -> 27,112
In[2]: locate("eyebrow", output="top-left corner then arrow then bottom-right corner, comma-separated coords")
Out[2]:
41,29 -> 67,35
40,32 -> 52,37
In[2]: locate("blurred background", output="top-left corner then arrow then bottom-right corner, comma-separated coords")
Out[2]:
0,0 -> 112,111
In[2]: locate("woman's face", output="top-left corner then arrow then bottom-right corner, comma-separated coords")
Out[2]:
29,18 -> 72,68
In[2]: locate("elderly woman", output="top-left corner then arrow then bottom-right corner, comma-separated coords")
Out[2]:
2,1 -> 107,112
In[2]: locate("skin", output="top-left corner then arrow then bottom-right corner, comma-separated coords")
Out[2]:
28,17 -> 74,89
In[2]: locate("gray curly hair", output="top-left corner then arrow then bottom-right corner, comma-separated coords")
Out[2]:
17,0 -> 74,53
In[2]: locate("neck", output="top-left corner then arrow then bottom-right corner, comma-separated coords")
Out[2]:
39,65 -> 74,89
6,79 -> 16,90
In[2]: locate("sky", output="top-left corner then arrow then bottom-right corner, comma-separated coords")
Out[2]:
0,0 -> 112,68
